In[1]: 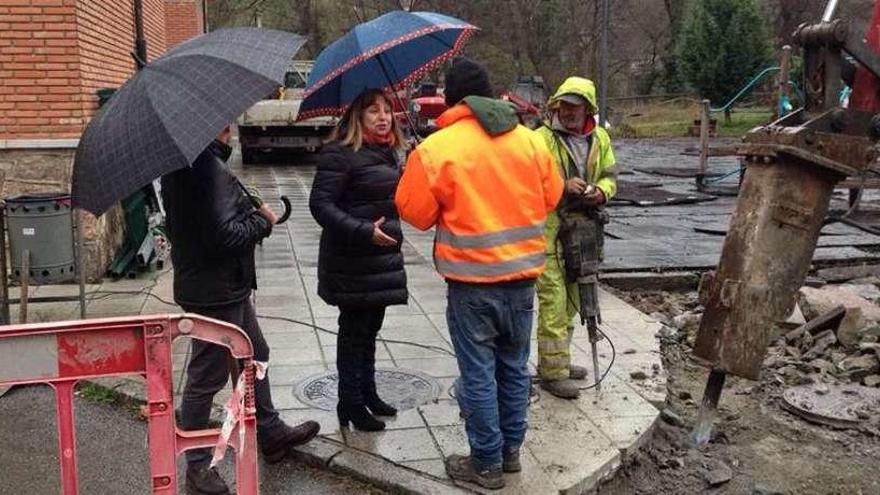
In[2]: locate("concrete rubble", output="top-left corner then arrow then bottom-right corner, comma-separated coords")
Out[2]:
762,285 -> 880,391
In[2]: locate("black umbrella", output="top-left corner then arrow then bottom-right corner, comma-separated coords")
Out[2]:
72,28 -> 306,215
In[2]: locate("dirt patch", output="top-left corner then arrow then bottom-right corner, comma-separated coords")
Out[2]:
598,289 -> 880,495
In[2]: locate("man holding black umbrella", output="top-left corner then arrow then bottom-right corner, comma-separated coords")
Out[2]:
162,125 -> 319,494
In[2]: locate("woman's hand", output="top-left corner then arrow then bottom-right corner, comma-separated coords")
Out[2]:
372,217 -> 398,246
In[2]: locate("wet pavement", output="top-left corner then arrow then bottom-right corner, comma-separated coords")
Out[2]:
0,141 -> 681,493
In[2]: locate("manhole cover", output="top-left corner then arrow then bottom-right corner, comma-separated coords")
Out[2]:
781,383 -> 880,428
293,368 -> 440,411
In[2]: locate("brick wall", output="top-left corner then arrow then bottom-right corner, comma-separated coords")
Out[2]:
0,0 -> 167,140
0,0 -> 81,139
75,0 -> 166,129
164,0 -> 203,48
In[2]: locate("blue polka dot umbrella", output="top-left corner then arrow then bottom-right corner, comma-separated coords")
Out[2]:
297,11 -> 477,121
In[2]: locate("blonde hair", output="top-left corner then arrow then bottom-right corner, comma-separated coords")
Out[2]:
327,89 -> 406,152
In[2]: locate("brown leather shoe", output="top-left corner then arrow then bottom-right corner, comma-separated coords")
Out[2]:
260,420 -> 320,463
185,465 -> 230,495
502,449 -> 521,473
444,454 -> 504,490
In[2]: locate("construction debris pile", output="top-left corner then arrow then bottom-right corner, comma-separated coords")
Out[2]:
648,277 -> 880,434
654,281 -> 880,389
764,283 -> 880,389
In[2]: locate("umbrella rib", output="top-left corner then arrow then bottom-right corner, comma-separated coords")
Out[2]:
144,54 -> 280,159
422,31 -> 455,50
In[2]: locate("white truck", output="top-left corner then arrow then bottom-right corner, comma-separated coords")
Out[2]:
237,60 -> 337,164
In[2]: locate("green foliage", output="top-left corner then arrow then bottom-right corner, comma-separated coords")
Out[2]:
660,0 -> 690,92
77,382 -> 119,404
677,0 -> 773,104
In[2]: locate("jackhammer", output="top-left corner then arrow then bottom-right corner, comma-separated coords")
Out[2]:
558,198 -> 609,391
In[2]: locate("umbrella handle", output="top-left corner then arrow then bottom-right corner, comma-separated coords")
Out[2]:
276,196 -> 292,224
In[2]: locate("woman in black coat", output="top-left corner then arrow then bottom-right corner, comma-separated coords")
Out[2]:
309,89 -> 408,431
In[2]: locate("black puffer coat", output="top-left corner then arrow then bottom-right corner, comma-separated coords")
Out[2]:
309,142 -> 408,308
162,140 -> 272,307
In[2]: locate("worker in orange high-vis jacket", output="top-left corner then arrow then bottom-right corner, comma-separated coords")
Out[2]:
395,58 -> 564,490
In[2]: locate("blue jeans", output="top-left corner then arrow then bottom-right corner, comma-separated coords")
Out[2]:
447,280 -> 535,470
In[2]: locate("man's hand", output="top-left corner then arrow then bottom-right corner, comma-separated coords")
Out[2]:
582,185 -> 606,205
372,217 -> 398,246
565,177 -> 588,195
258,203 -> 279,225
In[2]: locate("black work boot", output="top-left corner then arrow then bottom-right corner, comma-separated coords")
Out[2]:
444,454 -> 505,490
185,465 -> 230,495
502,449 -> 522,473
260,420 -> 321,463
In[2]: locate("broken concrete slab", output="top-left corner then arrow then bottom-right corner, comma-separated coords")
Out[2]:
798,286 -> 880,323
839,283 -> 880,302
863,375 -> 880,387
802,330 -> 837,360
809,358 -> 836,375
837,307 -> 870,348
703,460 -> 733,487
860,342 -> 880,358
837,355 -> 880,381
790,305 -> 845,339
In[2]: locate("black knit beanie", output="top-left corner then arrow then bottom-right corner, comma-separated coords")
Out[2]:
444,57 -> 493,107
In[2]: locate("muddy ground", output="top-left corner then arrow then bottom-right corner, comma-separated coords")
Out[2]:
597,289 -> 880,495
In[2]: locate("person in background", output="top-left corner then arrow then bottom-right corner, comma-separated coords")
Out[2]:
534,77 -> 617,399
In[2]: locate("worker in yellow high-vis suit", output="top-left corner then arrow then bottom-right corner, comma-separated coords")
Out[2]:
536,77 -> 617,399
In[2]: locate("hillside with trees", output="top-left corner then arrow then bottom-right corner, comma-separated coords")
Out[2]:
205,0 -> 873,103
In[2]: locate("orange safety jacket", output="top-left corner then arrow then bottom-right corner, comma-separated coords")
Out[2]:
395,102 -> 564,283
